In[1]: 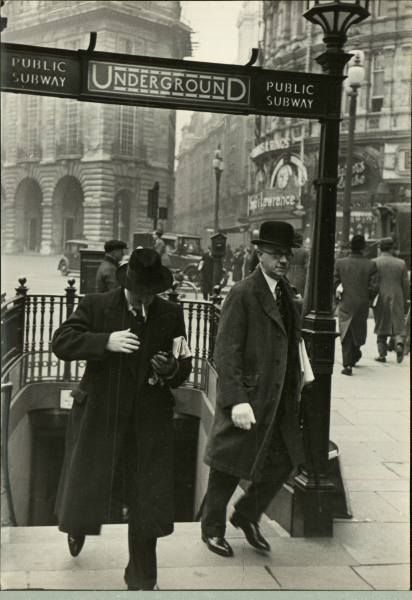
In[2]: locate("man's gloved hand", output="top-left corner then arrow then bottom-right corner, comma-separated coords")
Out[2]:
231,403 -> 256,430
106,328 -> 140,353
150,351 -> 177,377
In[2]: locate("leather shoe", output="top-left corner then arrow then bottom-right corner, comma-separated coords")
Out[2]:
396,343 -> 404,363
201,534 -> 233,557
374,356 -> 386,363
68,534 -> 85,557
341,366 -> 352,376
229,512 -> 270,552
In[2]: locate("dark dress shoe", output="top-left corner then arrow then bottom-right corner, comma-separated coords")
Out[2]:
68,534 -> 85,557
201,534 -> 233,557
229,512 -> 270,552
374,356 -> 386,363
341,366 -> 352,376
396,343 -> 404,363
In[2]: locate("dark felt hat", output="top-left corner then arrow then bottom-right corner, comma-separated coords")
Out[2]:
104,239 -> 127,253
252,221 -> 300,249
350,234 -> 366,252
116,247 -> 173,294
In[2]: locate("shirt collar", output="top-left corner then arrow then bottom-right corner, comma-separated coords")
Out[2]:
124,289 -> 147,320
259,265 -> 279,296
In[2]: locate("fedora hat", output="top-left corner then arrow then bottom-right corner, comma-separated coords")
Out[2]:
350,234 -> 366,252
116,248 -> 173,294
252,221 -> 300,249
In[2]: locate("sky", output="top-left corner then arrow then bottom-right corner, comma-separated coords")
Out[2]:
176,1 -> 243,145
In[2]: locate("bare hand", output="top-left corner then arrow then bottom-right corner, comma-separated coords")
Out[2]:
150,351 -> 177,376
106,329 -> 140,353
231,403 -> 256,430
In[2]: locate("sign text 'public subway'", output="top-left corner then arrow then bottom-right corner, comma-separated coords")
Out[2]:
1,43 -> 342,120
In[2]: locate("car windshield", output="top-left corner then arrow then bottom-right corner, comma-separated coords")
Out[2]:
179,237 -> 201,255
66,242 -> 88,254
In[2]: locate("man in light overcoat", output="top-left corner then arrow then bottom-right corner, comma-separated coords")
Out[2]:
373,237 -> 409,363
201,221 -> 305,558
334,234 -> 379,376
52,248 -> 192,590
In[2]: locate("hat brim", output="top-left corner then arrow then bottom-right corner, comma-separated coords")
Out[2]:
251,237 -> 300,249
116,263 -> 173,294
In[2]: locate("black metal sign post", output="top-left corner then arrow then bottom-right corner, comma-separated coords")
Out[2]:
0,12 -> 368,536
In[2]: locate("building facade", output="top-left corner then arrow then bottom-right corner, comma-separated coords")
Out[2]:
251,0 -> 411,243
1,0 -> 191,254
174,0 -> 260,250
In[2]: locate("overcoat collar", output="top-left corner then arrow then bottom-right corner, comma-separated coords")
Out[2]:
251,267 -> 301,340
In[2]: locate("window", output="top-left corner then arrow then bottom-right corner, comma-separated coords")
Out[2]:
371,52 -> 385,112
118,105 -> 135,155
18,95 -> 40,160
60,99 -> 81,154
398,149 -> 411,173
374,0 -> 387,17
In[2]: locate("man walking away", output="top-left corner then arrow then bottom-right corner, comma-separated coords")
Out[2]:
334,234 -> 379,376
152,229 -> 171,267
201,221 -> 305,558
199,248 -> 214,300
373,237 -> 409,363
95,239 -> 127,292
52,248 -> 192,590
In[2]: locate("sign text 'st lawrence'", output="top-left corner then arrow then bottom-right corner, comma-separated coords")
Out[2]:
88,61 -> 250,107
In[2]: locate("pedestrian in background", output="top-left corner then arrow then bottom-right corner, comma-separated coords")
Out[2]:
373,237 -> 409,363
52,248 -> 192,591
95,239 -> 127,292
287,232 -> 309,297
199,248 -> 214,300
334,234 -> 379,376
152,229 -> 171,267
201,221 -> 305,558
232,246 -> 244,282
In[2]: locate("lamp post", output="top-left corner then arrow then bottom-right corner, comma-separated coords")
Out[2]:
212,144 -> 224,232
341,50 -> 365,245
296,0 -> 370,537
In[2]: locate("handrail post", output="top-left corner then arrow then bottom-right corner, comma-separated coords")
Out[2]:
63,279 -> 77,381
168,281 -> 180,303
15,277 -> 28,298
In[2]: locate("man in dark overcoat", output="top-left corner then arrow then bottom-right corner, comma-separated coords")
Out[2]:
373,237 -> 409,363
201,221 -> 305,557
95,239 -> 127,292
333,234 -> 379,376
52,248 -> 192,590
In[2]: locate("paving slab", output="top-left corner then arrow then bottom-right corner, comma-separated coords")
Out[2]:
383,461 -> 410,478
344,478 -> 409,492
378,491 -> 410,516
346,491 -> 408,523
158,566 -> 279,590
271,566 -> 372,590
353,564 -> 410,590
19,569 -> 124,591
334,522 -> 409,565
339,462 -> 404,481
332,424 -> 399,443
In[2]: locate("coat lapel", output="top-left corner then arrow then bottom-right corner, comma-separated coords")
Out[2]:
252,268 -> 287,336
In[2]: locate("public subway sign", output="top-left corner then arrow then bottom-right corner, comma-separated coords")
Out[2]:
1,43 -> 342,119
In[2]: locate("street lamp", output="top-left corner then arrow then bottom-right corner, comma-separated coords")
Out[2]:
341,50 -> 365,245
295,0 -> 370,536
212,144 -> 224,232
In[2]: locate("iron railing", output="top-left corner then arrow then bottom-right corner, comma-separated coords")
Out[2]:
1,279 -> 222,389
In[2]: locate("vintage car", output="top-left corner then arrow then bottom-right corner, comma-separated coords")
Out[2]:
132,231 -> 204,284
57,239 -> 102,276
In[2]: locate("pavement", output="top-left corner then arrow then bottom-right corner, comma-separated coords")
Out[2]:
1,256 -> 410,592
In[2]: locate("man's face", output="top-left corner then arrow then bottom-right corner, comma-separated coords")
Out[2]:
257,245 -> 292,280
125,288 -> 155,308
112,248 -> 125,262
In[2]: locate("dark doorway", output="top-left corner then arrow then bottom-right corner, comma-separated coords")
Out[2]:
173,413 -> 199,522
28,409 -> 68,526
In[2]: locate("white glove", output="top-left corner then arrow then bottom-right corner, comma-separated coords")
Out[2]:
231,403 -> 256,430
